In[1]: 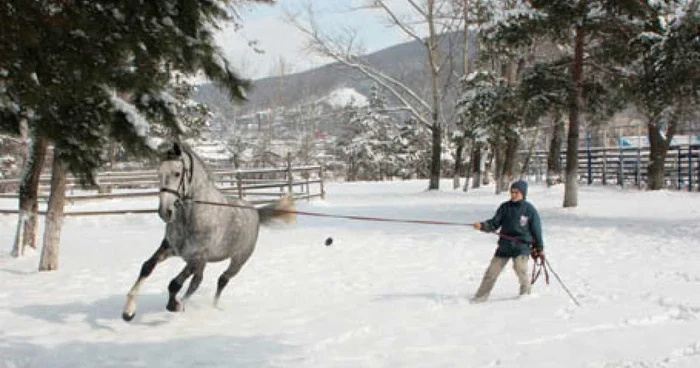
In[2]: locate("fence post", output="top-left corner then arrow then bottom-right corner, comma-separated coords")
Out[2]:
558,153 -> 563,182
697,145 -> 700,192
636,147 -> 642,189
677,146 -> 682,190
688,145 -> 693,192
236,173 -> 243,199
587,131 -> 592,185
636,124 -> 642,188
618,147 -> 625,188
286,152 -> 293,194
602,148 -> 607,185
320,165 -> 326,200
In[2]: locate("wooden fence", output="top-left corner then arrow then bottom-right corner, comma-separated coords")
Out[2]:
523,144 -> 700,191
0,162 -> 325,216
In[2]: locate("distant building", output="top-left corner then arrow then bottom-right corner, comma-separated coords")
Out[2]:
618,135 -> 700,148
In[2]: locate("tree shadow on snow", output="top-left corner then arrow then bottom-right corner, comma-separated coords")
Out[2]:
373,292 -> 464,305
0,334 -> 294,368
543,212 -> 699,239
5,294 -> 296,367
10,293 -> 174,332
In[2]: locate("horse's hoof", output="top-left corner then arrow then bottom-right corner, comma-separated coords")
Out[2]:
122,312 -> 135,322
166,300 -> 183,312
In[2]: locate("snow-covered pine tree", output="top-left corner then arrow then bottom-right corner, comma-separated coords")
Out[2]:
456,71 -> 522,193
601,1 -> 700,190
518,63 -> 571,187
1,0 -> 268,267
489,0 -> 651,206
341,86 -> 399,181
395,118 -> 431,179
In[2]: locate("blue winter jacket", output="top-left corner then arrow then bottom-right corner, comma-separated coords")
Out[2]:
480,199 -> 544,258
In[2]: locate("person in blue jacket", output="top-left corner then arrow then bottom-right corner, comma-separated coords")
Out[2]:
471,180 -> 544,303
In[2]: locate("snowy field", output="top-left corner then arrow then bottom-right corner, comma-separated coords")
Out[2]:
1,180 -> 700,368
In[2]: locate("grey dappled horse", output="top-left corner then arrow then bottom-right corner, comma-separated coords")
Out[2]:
122,142 -> 294,322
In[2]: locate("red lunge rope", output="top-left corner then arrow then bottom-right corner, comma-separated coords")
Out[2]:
193,199 -> 473,227
192,198 -> 579,306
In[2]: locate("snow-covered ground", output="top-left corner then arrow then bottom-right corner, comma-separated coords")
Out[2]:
1,180 -> 700,368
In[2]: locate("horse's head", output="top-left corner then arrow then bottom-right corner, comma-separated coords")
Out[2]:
158,142 -> 192,223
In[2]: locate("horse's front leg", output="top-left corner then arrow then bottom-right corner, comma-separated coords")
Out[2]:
166,263 -> 195,312
123,239 -> 171,322
166,260 -> 205,312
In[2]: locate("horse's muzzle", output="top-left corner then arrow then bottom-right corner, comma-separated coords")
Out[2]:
158,205 -> 175,223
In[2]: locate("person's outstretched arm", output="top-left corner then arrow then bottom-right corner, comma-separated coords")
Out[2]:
474,204 -> 505,232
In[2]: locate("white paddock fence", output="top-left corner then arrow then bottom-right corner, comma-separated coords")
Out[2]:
0,163 -> 325,217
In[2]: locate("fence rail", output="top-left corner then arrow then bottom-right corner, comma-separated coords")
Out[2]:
0,162 -> 325,216
522,144 -> 700,191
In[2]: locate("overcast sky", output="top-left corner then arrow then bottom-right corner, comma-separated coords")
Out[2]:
215,0 -> 426,80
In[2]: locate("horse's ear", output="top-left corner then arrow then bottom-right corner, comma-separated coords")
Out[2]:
164,142 -> 182,160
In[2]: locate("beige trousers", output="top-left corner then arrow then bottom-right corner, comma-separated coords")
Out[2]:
473,255 -> 530,301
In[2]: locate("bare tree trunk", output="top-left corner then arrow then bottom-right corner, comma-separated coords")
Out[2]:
101,140 -> 118,194
453,138 -> 464,189
647,120 -> 667,190
494,142 -> 506,194
39,154 -> 67,271
429,125 -> 442,190
11,136 -> 48,257
502,135 -> 520,188
547,117 -> 564,186
290,1 -> 448,188
347,156 -> 357,182
519,130 -> 540,178
563,26 -> 585,208
483,147 -> 492,186
459,0 -> 471,192
463,145 -> 472,192
18,120 -> 29,169
647,112 -> 678,190
426,0 -> 443,191
472,143 -> 482,189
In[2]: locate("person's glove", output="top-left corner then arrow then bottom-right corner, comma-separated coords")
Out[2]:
530,247 -> 545,262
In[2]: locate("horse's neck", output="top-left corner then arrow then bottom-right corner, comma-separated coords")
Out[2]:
190,168 -> 225,202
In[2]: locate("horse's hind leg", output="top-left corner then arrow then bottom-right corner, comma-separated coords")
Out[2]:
123,239 -> 171,322
214,258 -> 246,307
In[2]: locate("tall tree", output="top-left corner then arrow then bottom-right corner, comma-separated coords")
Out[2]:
339,86 -> 398,181
456,70 -> 521,193
369,0 -> 464,189
1,0 -> 270,267
518,63 -> 571,186
288,0 -> 462,190
492,0 -> 660,206
609,1 -> 700,189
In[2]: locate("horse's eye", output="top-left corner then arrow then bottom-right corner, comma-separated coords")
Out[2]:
174,172 -> 181,178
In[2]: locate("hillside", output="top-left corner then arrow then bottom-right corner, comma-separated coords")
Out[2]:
194,33 -> 470,129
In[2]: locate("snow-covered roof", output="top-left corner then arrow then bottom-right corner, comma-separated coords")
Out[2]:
321,87 -> 368,108
190,140 -> 233,161
619,135 -> 700,148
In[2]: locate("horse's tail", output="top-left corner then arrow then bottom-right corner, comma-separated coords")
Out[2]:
257,195 -> 296,225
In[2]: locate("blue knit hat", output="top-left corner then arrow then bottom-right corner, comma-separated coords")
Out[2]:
510,180 -> 528,199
